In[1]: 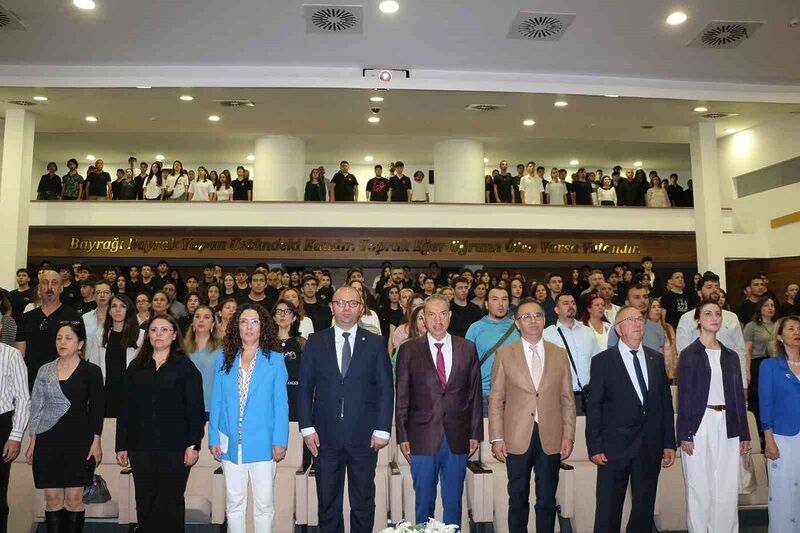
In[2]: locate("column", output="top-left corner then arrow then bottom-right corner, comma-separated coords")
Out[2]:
253,135 -> 306,201
433,139 -> 484,203
689,122 -> 726,287
0,109 -> 35,288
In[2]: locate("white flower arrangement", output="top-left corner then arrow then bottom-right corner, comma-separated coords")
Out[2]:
381,518 -> 460,532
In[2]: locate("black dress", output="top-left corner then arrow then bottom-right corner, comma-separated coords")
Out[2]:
278,336 -> 303,422
104,331 -> 127,418
33,359 -> 104,488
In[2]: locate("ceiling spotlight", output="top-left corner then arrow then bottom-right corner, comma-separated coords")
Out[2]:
666,11 -> 688,25
724,127 -> 737,134
85,154 -> 95,161
368,116 -> 381,123
364,155 -> 374,162
483,157 -> 489,163
554,101 -> 568,107
85,116 -> 98,122
604,94 -> 619,98
155,154 -> 165,161
569,159 -> 579,166
73,0 -> 96,10
370,96 -> 384,102
179,95 -> 194,101
32,96 -> 48,102
378,70 -> 392,82
522,119 -> 535,126
379,0 -> 399,14
693,106 -> 708,112
208,115 -> 221,122
246,154 -> 256,161
634,161 -> 643,167
136,86 -> 152,89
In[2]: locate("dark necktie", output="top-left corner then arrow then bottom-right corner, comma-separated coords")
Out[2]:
631,349 -> 648,408
341,332 -> 352,376
435,342 -> 447,389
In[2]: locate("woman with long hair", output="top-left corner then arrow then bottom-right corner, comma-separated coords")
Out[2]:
188,166 -> 215,202
221,273 -> 238,300
217,298 -> 238,334
185,305 -> 223,419
279,287 -> 314,339
216,171 -> 233,202
677,300 -> 749,533
272,300 -> 304,421
388,293 -> 425,355
304,168 -> 327,202
116,314 -> 204,532
206,284 -> 222,314
114,275 -> 128,295
645,175 -> 670,207
209,305 -> 288,532
27,320 -> 103,533
471,282 -> 488,308
143,162 -> 165,201
744,294 -> 780,429
391,305 -> 428,375
531,282 -> 548,305
648,299 -> 678,380
378,285 -> 404,340
348,279 -> 381,334
178,292 -> 202,336
86,294 -> 144,417
165,160 -> 189,201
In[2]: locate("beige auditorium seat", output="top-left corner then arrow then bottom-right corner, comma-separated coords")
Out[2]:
557,416 -> 632,533
8,431 -> 35,533
654,414 -> 687,532
387,427 -> 404,525
738,411 -> 769,510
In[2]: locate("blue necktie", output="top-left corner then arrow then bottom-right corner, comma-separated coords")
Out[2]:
631,349 -> 648,408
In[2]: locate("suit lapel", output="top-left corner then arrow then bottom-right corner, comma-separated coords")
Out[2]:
643,349 -> 658,405
613,347 -> 642,405
443,336 -> 464,390
324,328 -> 343,378
343,327 -> 367,378
514,341 -> 536,393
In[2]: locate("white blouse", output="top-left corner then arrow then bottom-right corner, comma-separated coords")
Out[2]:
216,186 -> 233,202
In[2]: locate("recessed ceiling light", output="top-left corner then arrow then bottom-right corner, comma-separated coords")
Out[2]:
85,116 -> 98,122
73,0 -> 96,10
724,127 -> 737,134
136,86 -> 152,89
634,161 -> 643,167
554,101 -> 569,107
483,158 -> 489,163
370,96 -> 384,102
32,96 -> 48,102
604,94 -> 619,98
208,115 -> 221,122
155,154 -> 165,161
368,116 -> 381,123
379,1 -> 399,14
569,159 -> 579,166
246,154 -> 255,162
522,119 -> 536,126
364,155 -> 374,162
179,95 -> 194,101
693,106 -> 708,112
666,11 -> 688,25
85,154 -> 95,161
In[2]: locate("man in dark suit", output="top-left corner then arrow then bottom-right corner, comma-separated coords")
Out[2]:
586,305 -> 677,533
298,286 -> 394,533
395,295 -> 483,526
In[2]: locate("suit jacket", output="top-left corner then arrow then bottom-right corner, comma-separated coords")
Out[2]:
586,345 -> 676,461
298,327 -> 393,451
488,339 -> 576,455
395,335 -> 483,455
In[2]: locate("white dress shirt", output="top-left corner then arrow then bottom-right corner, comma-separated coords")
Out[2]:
676,308 -> 746,386
618,340 -> 649,404
0,343 -> 30,441
301,324 -> 390,440
543,320 -> 601,391
427,333 -> 453,381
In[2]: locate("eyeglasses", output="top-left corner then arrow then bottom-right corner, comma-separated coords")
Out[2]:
95,290 -> 112,296
239,318 -> 261,326
148,326 -> 175,334
617,316 -> 646,325
332,300 -> 362,309
516,312 -> 545,322
274,309 -> 295,317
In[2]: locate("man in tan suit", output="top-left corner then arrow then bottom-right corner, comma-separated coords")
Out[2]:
489,298 -> 576,533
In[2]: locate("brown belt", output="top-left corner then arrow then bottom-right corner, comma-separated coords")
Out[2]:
706,404 -> 726,411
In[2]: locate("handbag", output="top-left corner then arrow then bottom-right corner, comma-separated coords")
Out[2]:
83,474 -> 112,504
738,449 -> 757,495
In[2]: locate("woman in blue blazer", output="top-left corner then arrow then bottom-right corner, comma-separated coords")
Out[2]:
759,315 -> 800,533
209,304 -> 289,533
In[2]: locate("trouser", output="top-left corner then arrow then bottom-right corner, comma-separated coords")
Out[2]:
748,357 -> 766,433
410,434 -> 468,526
0,412 -> 12,533
315,444 -> 377,533
767,433 -> 800,533
129,450 -> 190,533
681,409 -> 740,533
222,449 -> 277,533
506,423 -> 561,533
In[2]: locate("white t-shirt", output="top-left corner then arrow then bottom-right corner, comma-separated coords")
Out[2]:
189,180 -> 214,201
520,175 -> 544,205
143,177 -> 164,200
165,173 -> 188,200
545,181 -> 567,205
216,186 -> 233,201
411,179 -> 429,202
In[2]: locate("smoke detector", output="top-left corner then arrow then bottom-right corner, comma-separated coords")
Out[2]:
215,99 -> 256,107
465,104 -> 506,112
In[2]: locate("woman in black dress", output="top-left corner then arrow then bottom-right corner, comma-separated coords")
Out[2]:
272,299 -> 303,422
26,320 -> 104,532
116,314 -> 204,532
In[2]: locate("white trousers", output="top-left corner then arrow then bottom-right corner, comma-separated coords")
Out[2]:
767,433 -> 800,533
681,409 -> 740,533
222,450 -> 277,533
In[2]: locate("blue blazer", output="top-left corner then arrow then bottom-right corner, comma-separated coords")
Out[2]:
759,357 -> 800,436
208,348 -> 289,464
298,327 -> 393,451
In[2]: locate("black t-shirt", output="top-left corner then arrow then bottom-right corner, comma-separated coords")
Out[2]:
86,171 -> 111,197
60,283 -> 81,310
682,188 -> 694,207
331,172 -> 358,201
485,181 -> 496,203
736,299 -> 759,325
104,330 -> 127,418
377,305 -> 404,339
667,184 -> 683,206
512,175 -> 523,204
366,177 -> 390,201
279,336 -> 303,422
304,300 -> 332,332
74,299 -> 97,316
231,179 -> 253,201
16,304 -> 82,390
493,173 -> 514,203
388,175 -> 412,202
37,174 -> 62,199
317,286 -> 334,305
660,290 -> 695,329
134,175 -> 146,200
9,288 -> 33,322
244,294 -> 274,313
137,279 -> 157,296
118,179 -> 138,200
573,181 -> 594,205
448,300 -> 485,338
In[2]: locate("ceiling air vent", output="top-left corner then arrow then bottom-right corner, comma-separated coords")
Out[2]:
701,112 -> 739,119
304,5 -> 363,34
5,100 -> 37,106
465,104 -> 506,112
689,21 -> 763,49
507,12 -> 575,41
215,99 -> 256,107
0,2 -> 25,30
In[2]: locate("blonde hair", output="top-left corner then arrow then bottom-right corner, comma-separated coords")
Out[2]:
183,305 -> 223,353
770,315 -> 800,359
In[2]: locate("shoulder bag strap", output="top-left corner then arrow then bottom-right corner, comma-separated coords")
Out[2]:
479,321 -> 517,367
557,326 -> 583,389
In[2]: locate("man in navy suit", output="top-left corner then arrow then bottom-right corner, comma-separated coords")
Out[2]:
586,305 -> 677,533
298,285 -> 394,533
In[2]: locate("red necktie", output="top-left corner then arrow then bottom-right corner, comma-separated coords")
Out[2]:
435,342 -> 447,389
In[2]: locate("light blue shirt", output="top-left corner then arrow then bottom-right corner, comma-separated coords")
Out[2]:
465,315 -> 520,398
543,320 -> 601,391
618,340 -> 649,404
608,319 -> 665,353
189,346 -> 217,411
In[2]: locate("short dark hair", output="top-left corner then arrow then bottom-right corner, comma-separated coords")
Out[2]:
302,275 -> 318,285
700,272 -> 720,287
16,268 -> 30,276
515,297 -> 544,316
67,158 -> 78,167
451,276 -> 468,287
641,256 -> 653,263
395,161 -> 404,168
340,160 -> 349,165
185,275 -> 199,283
626,283 -> 647,298
536,166 -> 545,172
374,164 -> 382,170
545,272 -> 562,284
157,260 -> 169,267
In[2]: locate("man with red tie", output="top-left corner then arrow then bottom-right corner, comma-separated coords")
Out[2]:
395,294 -> 484,526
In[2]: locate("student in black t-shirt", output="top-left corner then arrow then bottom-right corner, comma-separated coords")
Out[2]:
9,268 -> 33,322
572,168 -> 594,205
58,266 -> 81,310
388,161 -> 412,202
243,271 -> 274,312
36,162 -> 62,200
84,159 -> 111,200
366,164 -> 390,201
493,160 -> 516,203
231,166 -> 253,201
75,280 -> 98,316
330,160 -> 358,202
659,271 -> 696,329
447,276 -> 485,337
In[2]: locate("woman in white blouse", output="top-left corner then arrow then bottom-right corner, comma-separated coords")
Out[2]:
596,175 -> 618,206
645,175 -> 671,207
581,293 -> 612,350
216,170 -> 233,202
143,162 -> 165,201
188,166 -> 216,201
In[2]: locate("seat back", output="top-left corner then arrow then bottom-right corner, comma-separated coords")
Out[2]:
284,422 -> 304,468
570,416 -> 589,461
746,411 -> 761,453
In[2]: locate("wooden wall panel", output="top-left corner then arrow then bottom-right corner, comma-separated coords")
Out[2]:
726,257 -> 800,308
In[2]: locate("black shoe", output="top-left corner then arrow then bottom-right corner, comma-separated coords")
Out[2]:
63,510 -> 84,533
44,510 -> 63,533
